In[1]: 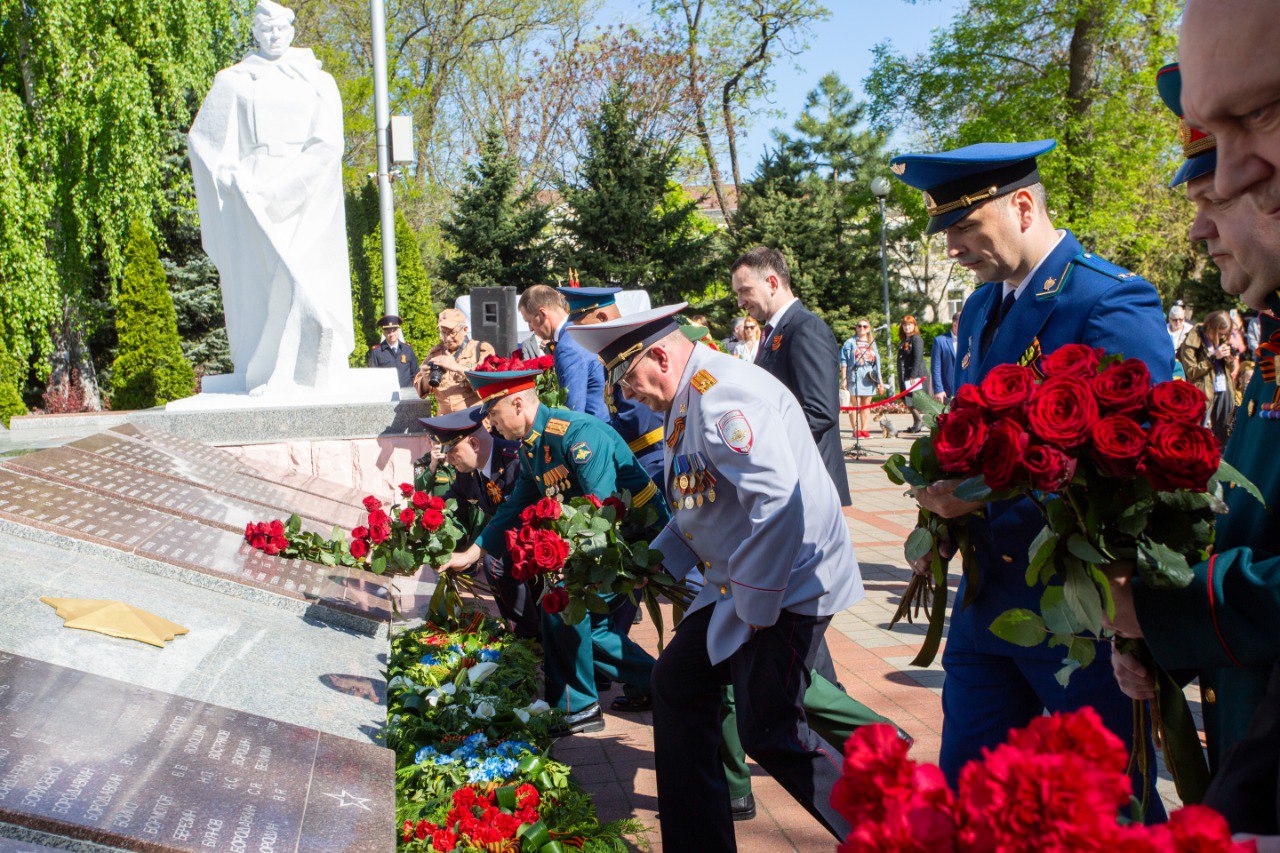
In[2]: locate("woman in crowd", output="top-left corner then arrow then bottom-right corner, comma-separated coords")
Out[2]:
896,315 -> 929,435
1178,310 -> 1238,446
841,319 -> 883,439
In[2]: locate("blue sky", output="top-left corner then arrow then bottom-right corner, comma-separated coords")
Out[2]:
596,0 -> 964,173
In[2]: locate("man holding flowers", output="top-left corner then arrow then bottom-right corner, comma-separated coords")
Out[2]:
889,139 -> 1172,807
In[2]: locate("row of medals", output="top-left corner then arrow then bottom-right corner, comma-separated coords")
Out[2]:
672,452 -> 717,509
542,465 -> 571,497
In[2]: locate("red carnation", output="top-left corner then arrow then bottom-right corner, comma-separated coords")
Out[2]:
1005,707 -> 1127,774
349,538 -> 369,559
932,408 -> 988,476
831,724 -> 917,826
369,523 -> 391,544
411,491 -> 430,509
420,509 -> 445,531
362,495 -> 383,512
1166,805 -> 1252,851
585,495 -> 604,509
351,525 -> 369,540
541,587 -> 569,614
950,383 -> 987,413
979,364 -> 1037,415
602,496 -> 627,520
1148,380 -> 1208,425
1145,422 -> 1220,492
533,497 -> 563,522
1023,444 -> 1076,491
398,508 -> 416,526
980,419 -> 1030,491
1026,376 -> 1099,448
1091,359 -> 1151,417
1039,343 -> 1104,380
530,529 -> 570,573
398,482 -> 414,497
1090,415 -> 1147,479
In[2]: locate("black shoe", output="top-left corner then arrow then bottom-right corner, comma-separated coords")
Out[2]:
549,703 -> 605,737
609,694 -> 652,712
897,728 -> 914,747
730,794 -> 756,821
594,678 -> 613,692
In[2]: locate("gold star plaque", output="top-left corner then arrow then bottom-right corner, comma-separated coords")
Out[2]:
40,598 -> 189,648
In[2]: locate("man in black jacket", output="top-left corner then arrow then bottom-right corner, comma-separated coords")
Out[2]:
420,406 -> 540,639
731,246 -> 851,507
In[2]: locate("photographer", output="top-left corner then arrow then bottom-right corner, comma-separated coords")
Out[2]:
1178,309 -> 1238,446
413,308 -> 494,413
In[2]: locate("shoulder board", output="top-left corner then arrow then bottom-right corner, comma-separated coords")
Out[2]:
369,344 -> 379,350
1071,252 -> 1141,281
691,370 -> 717,394
545,418 -> 570,436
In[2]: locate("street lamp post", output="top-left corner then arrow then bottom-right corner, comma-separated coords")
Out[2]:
871,176 -> 893,387
370,0 -> 397,315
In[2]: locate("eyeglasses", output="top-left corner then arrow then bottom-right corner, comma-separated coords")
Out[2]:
857,324 -> 870,329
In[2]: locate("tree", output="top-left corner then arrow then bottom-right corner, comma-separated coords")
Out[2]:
110,221 -> 195,409
560,84 -> 718,303
440,128 -> 550,301
864,0 -> 1194,297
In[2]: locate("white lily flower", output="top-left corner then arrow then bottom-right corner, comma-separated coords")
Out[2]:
467,661 -> 499,685
471,700 -> 497,720
524,700 -> 551,716
514,708 -> 530,724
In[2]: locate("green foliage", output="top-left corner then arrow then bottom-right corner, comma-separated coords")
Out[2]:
110,221 -> 195,409
560,84 -> 719,303
441,128 -> 550,303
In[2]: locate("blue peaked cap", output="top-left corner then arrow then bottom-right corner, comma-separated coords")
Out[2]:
889,140 -> 1057,234
1156,62 -> 1217,188
555,286 -> 621,317
419,405 -> 486,444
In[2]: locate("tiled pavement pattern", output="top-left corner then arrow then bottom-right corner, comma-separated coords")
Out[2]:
540,427 -> 1187,851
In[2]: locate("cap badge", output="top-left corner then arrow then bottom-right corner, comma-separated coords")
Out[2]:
891,162 -> 906,175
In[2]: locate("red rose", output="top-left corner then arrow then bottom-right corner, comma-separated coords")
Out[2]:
426,495 -> 445,511
585,495 -> 604,509
531,355 -> 556,371
530,529 -> 570,573
519,505 -> 539,526
980,419 -> 1029,491
979,364 -> 1037,415
369,523 -> 391,544
602,496 -> 627,520
351,525 -> 369,540
1025,376 -> 1099,448
1039,343 -> 1104,380
349,538 -> 370,558
1145,422 -> 1220,492
541,587 -> 569,614
264,540 -> 282,556
950,383 -> 987,413
1091,359 -> 1151,417
533,497 -> 563,522
268,519 -> 285,537
244,522 -> 255,541
1148,380 -> 1208,425
367,508 -> 389,526
932,408 -> 988,476
362,495 -> 383,512
412,491 -> 430,509
420,509 -> 445,531
1090,415 -> 1147,478
1023,444 -> 1076,491
399,482 -> 414,497
479,355 -> 511,372
398,508 -> 417,526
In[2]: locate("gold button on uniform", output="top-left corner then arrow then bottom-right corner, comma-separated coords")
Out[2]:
719,586 -> 728,595
1002,554 -> 1014,564
1204,688 -> 1217,704
1249,400 -> 1256,417
685,532 -> 693,540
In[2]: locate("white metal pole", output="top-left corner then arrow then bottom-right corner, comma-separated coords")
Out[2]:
370,0 -> 398,315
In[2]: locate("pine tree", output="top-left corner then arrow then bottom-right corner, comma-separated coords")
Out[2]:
110,221 -> 196,409
441,128 -> 550,301
561,85 -> 718,304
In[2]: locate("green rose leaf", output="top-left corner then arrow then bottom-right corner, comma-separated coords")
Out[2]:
1066,534 -> 1107,566
1025,527 -> 1058,587
904,527 -> 934,564
1136,539 -> 1194,589
1211,459 -> 1266,509
990,608 -> 1046,647
1063,568 -> 1104,635
952,475 -> 992,503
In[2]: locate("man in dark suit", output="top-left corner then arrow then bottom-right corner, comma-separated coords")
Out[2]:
930,312 -> 960,403
420,405 -> 538,639
731,246 -> 851,507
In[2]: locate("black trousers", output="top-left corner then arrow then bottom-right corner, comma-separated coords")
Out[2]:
651,606 -> 850,851
480,553 -> 541,640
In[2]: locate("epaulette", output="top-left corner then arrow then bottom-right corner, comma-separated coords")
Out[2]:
1071,252 -> 1141,282
545,418 -> 570,436
691,370 -> 717,394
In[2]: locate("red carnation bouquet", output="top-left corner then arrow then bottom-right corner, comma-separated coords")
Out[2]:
504,493 -> 693,645
885,343 -> 1262,803
832,707 -> 1254,851
478,353 -> 564,408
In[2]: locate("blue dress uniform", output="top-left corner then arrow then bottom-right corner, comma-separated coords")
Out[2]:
1126,66 -> 1279,821
366,314 -> 420,387
891,141 -> 1172,808
571,306 -> 866,849
557,286 -> 666,484
419,406 -> 539,639
467,369 -> 666,716
549,314 -> 609,421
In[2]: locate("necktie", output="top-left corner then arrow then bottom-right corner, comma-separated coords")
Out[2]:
980,289 -> 1018,357
755,324 -> 773,364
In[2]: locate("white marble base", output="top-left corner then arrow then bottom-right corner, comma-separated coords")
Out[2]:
166,367 -> 404,411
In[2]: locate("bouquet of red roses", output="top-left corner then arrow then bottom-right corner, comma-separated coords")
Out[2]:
832,707 -> 1254,851
478,353 -> 564,408
504,493 -> 693,646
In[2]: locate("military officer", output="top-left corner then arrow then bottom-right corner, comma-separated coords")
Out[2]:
569,303 -> 864,849
557,286 -> 666,485
1105,56 -> 1280,835
517,285 -> 609,420
890,140 -> 1171,812
420,406 -> 538,639
436,367 -> 663,735
366,314 -> 419,387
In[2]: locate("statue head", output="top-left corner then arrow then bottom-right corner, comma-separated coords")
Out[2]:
253,0 -> 296,60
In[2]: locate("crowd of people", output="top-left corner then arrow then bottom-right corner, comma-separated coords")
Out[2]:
355,3 -> 1280,844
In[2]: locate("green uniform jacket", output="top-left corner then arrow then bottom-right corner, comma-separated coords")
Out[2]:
1134,312 -> 1280,771
476,405 -> 667,554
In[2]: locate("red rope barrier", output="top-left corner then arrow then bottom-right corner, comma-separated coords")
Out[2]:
840,379 -> 926,412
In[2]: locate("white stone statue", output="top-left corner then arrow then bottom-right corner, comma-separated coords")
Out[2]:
187,0 -> 359,398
